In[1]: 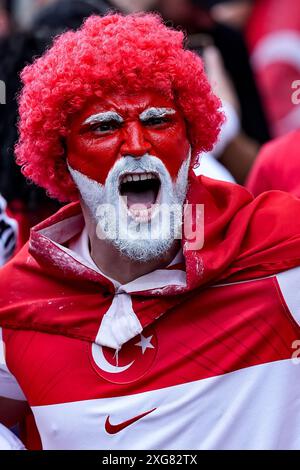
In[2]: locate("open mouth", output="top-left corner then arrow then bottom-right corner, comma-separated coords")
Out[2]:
119,172 -> 161,221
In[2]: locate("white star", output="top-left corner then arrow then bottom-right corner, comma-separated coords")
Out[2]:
135,334 -> 155,354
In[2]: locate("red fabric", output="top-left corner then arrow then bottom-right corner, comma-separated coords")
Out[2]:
4,276 -> 298,407
246,130 -> 300,198
2,174 -> 300,449
1,174 -> 300,342
6,199 -> 60,252
247,0 -> 300,51
246,0 -> 300,136
19,413 -> 42,451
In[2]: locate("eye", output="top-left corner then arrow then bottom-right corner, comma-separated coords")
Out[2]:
142,116 -> 170,127
89,120 -> 122,134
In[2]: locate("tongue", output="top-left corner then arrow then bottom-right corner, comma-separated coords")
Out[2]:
123,188 -> 156,209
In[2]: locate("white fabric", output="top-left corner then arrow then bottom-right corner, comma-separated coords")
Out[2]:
212,102 -> 240,158
68,226 -> 185,349
0,327 -> 26,401
195,152 -> 235,183
194,100 -> 238,183
95,293 -> 143,350
251,30 -> 300,70
69,226 -> 184,286
31,359 -> 300,450
120,269 -> 186,294
0,424 -> 26,450
276,266 -> 300,326
67,225 -> 120,288
274,105 -> 300,136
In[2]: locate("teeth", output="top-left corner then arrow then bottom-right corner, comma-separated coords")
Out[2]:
121,172 -> 158,184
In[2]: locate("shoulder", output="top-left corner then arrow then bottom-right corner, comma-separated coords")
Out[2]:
259,130 -> 300,164
246,130 -> 300,196
217,188 -> 300,282
234,189 -> 300,252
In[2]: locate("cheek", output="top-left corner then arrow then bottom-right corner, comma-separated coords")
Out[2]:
150,126 -> 190,179
67,134 -> 122,184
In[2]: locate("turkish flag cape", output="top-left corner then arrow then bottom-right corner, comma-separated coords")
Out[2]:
1,174 -> 300,341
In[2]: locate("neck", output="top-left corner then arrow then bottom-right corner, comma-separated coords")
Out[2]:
81,205 -> 180,284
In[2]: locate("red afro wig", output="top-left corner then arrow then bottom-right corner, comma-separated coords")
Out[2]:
16,13 -> 224,202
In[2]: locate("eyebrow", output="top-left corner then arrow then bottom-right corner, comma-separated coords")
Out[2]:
82,111 -> 124,126
139,107 -> 176,121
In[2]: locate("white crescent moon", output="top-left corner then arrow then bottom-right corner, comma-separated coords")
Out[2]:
91,343 -> 135,374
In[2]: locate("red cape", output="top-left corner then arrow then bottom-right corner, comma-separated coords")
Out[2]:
1,174 -> 300,341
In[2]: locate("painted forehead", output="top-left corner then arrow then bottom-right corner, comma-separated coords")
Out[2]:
77,90 -> 180,119
82,107 -> 176,125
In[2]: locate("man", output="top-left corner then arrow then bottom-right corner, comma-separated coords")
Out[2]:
0,13 -> 300,450
246,130 -> 300,198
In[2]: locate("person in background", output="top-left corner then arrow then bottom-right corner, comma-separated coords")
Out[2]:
104,0 -> 158,12
0,0 -> 11,37
208,0 -> 253,30
153,0 -> 268,183
0,0 -> 111,250
158,1 -> 269,140
246,129 -> 300,198
246,0 -> 300,137
196,42 -> 251,184
98,0 -> 263,184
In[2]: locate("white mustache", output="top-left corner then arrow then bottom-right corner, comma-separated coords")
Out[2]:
107,154 -> 169,187
67,148 -> 191,262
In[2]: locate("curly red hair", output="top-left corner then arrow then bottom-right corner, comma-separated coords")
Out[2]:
16,13 -> 223,202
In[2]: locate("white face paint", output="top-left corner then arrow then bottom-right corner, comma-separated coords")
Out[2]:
68,150 -> 191,262
139,107 -> 176,122
82,111 -> 124,126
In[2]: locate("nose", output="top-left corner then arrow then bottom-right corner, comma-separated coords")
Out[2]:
120,121 -> 151,157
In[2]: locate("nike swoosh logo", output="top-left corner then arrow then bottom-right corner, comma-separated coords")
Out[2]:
105,408 -> 156,434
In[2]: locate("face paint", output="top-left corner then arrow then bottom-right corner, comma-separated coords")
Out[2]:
67,90 -> 191,186
68,150 -> 191,262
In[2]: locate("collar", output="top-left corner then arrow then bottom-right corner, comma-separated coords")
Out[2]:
4,174 -> 295,348
68,225 -> 185,290
27,203 -> 187,349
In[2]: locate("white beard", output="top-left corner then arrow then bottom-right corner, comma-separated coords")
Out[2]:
68,151 -> 191,262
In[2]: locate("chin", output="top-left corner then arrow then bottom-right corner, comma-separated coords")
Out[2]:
112,237 -> 175,263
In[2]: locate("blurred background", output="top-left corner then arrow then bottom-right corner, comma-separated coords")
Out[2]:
0,0 -> 300,262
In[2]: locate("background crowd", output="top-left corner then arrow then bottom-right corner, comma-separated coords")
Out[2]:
0,0 -> 300,264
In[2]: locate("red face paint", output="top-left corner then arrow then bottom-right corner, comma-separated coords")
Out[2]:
67,90 -> 190,185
